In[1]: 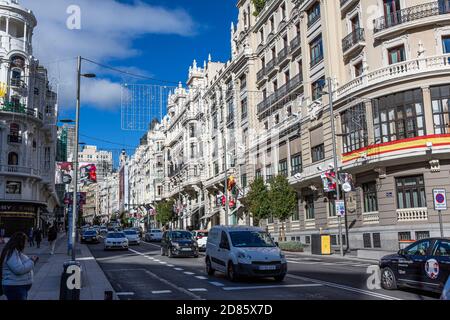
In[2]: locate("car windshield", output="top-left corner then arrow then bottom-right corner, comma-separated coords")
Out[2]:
84,231 -> 96,236
124,231 -> 137,235
229,231 -> 276,248
170,231 -> 192,240
108,233 -> 125,238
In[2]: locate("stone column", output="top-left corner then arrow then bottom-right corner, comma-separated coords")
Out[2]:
422,86 -> 434,136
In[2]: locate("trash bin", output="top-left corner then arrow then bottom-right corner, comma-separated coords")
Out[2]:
311,234 -> 332,255
59,261 -> 82,300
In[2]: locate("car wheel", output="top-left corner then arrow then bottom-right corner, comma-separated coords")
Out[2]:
274,274 -> 285,282
206,257 -> 215,276
381,267 -> 398,290
227,262 -> 238,282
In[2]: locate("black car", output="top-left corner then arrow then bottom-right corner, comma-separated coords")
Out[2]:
380,238 -> 450,294
160,230 -> 199,258
81,230 -> 100,244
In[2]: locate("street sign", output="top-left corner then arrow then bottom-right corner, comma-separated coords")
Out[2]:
335,200 -> 346,217
433,189 -> 447,211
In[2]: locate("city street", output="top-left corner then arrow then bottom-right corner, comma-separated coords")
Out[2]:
88,239 -> 440,301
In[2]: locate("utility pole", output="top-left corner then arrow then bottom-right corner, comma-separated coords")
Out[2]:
328,77 -> 344,257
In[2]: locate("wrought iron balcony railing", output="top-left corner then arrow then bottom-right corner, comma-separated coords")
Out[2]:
342,28 -> 365,53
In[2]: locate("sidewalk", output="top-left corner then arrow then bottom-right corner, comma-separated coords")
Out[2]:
1,233 -> 117,300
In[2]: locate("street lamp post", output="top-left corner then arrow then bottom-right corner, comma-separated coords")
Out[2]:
327,77 -> 344,257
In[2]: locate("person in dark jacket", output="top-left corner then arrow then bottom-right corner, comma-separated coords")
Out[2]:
48,225 -> 57,255
28,228 -> 34,247
0,232 -> 39,300
33,228 -> 42,249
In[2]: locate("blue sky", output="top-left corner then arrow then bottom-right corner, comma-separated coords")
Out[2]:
21,0 -> 238,167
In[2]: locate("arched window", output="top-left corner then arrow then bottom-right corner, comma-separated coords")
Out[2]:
8,152 -> 18,166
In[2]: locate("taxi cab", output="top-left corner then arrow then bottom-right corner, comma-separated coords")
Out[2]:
380,238 -> 450,294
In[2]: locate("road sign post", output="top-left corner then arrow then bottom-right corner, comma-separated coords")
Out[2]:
335,200 -> 346,254
433,189 -> 447,238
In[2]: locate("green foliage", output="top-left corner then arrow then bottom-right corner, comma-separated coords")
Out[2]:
279,241 -> 304,252
268,175 -> 297,222
156,200 -> 176,226
245,177 -> 271,225
252,0 -> 266,16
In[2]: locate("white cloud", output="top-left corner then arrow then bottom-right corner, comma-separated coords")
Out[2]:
19,0 -> 196,110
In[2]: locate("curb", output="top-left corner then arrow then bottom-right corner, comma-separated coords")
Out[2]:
283,250 -> 379,263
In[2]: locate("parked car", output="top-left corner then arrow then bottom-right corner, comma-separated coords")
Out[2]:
205,226 -> 287,282
380,238 -> 450,295
145,229 -> 163,242
123,229 -> 141,245
160,230 -> 198,258
104,232 -> 129,251
192,230 -> 208,251
81,230 -> 100,244
131,227 -> 143,238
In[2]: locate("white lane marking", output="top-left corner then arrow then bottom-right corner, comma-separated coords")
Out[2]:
188,288 -> 208,292
152,290 -> 172,294
195,276 -> 208,280
116,292 -> 135,296
76,257 -> 95,261
159,262 -> 167,264
167,264 -> 175,267
287,260 -> 317,265
154,259 -> 161,262
174,268 -> 184,271
286,274 -> 402,300
223,284 -> 323,291
352,264 -> 371,267
209,281 -> 225,287
184,272 -> 195,275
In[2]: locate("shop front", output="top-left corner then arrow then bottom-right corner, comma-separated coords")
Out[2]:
0,202 -> 38,237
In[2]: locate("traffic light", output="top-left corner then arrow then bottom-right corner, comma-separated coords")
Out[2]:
227,175 -> 236,191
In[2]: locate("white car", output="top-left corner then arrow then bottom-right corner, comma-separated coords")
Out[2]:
205,226 -> 287,282
145,229 -> 163,242
192,230 -> 208,251
123,229 -> 140,245
104,232 -> 129,250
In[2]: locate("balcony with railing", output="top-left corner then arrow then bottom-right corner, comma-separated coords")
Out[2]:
336,53 -> 450,100
257,67 -> 266,83
373,1 -> 450,37
340,0 -> 359,14
257,73 -> 304,116
342,28 -> 365,55
0,101 -> 43,120
7,135 -> 22,144
266,58 -> 277,76
0,165 -> 40,177
277,46 -> 290,66
397,207 -> 428,222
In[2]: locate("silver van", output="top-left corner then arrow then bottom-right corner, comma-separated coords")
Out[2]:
205,225 -> 287,282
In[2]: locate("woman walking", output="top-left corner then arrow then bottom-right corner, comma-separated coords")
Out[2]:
34,228 -> 42,249
0,232 -> 38,300
28,228 -> 34,247
48,225 -> 57,255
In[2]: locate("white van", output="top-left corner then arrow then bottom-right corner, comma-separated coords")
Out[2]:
205,225 -> 287,282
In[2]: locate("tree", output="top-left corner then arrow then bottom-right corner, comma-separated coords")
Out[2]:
251,0 -> 266,16
155,200 -> 175,228
268,175 -> 297,242
245,177 -> 271,226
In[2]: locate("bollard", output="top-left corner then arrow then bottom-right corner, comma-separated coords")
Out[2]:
59,261 -> 82,300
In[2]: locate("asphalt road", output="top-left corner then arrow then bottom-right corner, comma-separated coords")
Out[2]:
87,239 -> 440,301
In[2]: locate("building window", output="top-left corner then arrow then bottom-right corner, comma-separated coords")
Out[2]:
274,113 -> 279,124
291,153 -> 302,175
310,35 -> 323,68
268,214 -> 274,224
398,231 -> 412,241
362,182 -> 379,213
259,29 -> 264,43
311,77 -> 325,100
354,62 -> 364,77
305,195 -> 315,220
278,159 -> 288,177
241,98 -> 248,120
388,45 -> 406,64
328,193 -> 336,217
311,144 -> 325,163
373,89 -> 425,144
431,85 -> 450,134
8,152 -> 18,166
189,124 -> 195,138
190,143 -> 196,159
396,175 -> 426,209
305,236 -> 311,244
341,103 -> 368,153
255,169 -> 262,179
281,2 -> 286,20
241,174 -> 247,188
363,233 -> 372,248
307,1 -> 321,27
443,35 -> 450,54
292,195 -> 300,221
6,181 -> 21,194
416,231 -> 430,240
265,165 -> 273,182
373,233 -> 381,248
270,16 -> 274,32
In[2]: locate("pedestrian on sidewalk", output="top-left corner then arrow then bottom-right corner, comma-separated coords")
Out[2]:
0,232 -> 39,300
48,225 -> 57,255
28,228 -> 35,247
34,228 -> 42,249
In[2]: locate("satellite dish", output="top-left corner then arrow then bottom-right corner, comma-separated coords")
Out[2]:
343,182 -> 352,193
